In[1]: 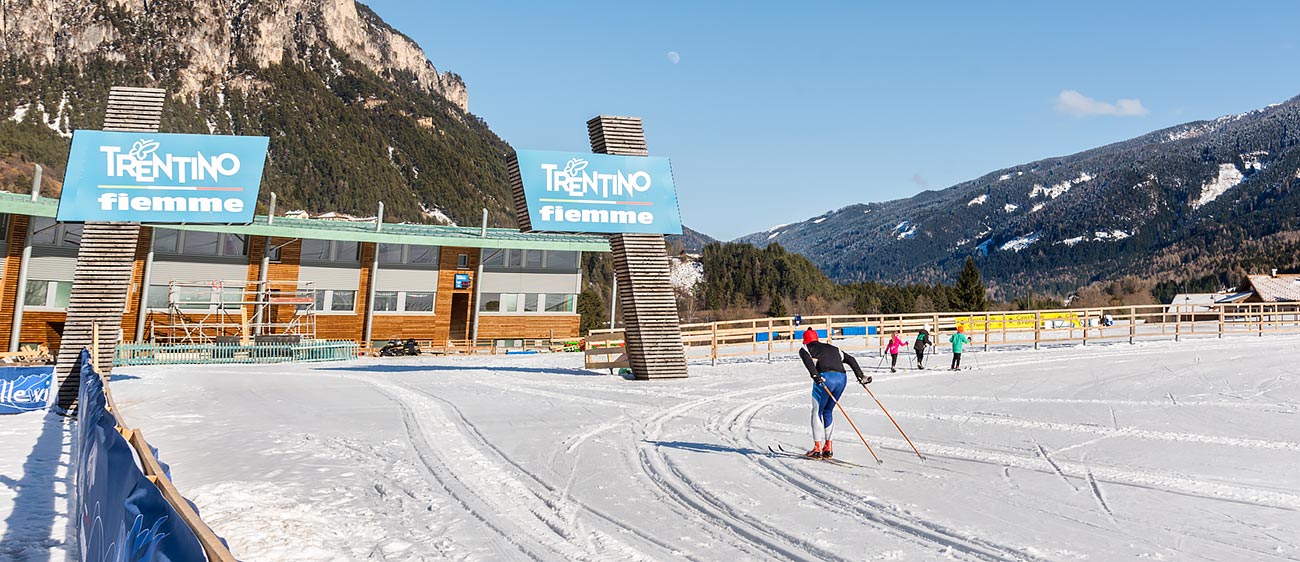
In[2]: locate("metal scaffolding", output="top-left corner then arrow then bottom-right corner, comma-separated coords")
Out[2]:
148,280 -> 317,344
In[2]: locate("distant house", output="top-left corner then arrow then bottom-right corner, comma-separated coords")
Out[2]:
1166,291 -> 1252,317
1245,271 -> 1300,302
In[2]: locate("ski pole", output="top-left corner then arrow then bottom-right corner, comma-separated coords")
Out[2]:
859,381 -> 925,461
819,381 -> 882,464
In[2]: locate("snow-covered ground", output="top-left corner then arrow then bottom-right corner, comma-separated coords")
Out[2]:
0,411 -> 74,561
4,336 -> 1300,561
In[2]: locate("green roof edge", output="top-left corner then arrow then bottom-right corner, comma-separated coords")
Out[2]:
0,192 -> 610,252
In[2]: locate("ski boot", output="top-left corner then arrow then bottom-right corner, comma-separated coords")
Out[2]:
821,440 -> 833,459
805,442 -> 824,458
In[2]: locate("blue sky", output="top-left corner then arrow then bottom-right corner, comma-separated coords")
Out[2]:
363,1 -> 1300,240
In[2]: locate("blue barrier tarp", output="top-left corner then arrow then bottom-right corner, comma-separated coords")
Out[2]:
75,350 -> 211,562
0,366 -> 52,414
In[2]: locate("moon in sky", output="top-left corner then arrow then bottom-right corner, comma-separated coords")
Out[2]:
667,51 -> 680,64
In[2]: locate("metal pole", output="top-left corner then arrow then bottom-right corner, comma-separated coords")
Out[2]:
480,208 -> 488,237
470,244 -> 490,344
363,241 -> 379,346
609,276 -> 618,330
133,228 -> 156,342
9,166 -> 41,352
376,201 -> 384,232
254,192 -> 276,335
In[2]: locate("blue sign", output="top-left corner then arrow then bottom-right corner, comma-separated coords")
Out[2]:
0,366 -> 52,414
454,273 -> 471,289
57,130 -> 269,224
514,149 -> 682,235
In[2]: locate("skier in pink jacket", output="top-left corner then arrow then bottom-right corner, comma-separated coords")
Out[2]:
885,332 -> 905,373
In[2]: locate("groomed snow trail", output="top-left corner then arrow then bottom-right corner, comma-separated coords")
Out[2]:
109,336 -> 1300,561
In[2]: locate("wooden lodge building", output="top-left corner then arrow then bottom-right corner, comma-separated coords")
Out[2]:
0,192 -> 609,353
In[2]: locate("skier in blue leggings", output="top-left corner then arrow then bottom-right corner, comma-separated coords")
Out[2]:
798,327 -> 869,458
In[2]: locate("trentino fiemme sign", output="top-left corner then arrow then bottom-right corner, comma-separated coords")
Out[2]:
514,149 -> 682,235
56,130 -> 269,223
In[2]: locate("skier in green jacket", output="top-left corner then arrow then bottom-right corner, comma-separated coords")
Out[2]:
949,326 -> 971,370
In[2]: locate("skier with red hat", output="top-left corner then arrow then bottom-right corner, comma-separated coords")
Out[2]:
797,327 -> 869,458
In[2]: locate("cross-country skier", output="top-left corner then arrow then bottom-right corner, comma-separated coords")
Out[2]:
914,325 -> 935,369
885,332 -> 905,373
799,328 -> 869,458
950,326 -> 971,370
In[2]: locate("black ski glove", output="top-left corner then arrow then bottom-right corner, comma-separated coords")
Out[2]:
857,375 -> 872,385
811,373 -> 825,385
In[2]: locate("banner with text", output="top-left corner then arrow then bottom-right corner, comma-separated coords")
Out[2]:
57,130 -> 269,224
514,149 -> 682,235
0,366 -> 52,414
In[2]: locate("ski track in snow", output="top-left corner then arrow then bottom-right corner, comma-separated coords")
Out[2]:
347,373 -> 666,562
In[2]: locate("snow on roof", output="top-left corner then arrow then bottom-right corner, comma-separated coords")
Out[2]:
1246,274 -> 1300,302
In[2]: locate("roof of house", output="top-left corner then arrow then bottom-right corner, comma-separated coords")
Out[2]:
0,191 -> 611,252
1247,274 -> 1300,302
1167,292 -> 1251,307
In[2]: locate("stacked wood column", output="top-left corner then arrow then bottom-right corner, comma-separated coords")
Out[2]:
586,116 -> 688,379
53,86 -> 164,410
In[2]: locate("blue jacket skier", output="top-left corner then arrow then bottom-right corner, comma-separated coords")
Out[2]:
798,328 -> 869,458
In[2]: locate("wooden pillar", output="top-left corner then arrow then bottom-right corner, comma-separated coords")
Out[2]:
1034,311 -> 1041,349
53,87 -> 164,410
587,116 -> 688,379
1129,306 -> 1136,344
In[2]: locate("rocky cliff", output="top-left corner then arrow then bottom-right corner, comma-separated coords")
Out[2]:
0,0 -> 467,111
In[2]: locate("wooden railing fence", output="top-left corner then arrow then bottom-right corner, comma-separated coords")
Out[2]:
586,302 -> 1300,367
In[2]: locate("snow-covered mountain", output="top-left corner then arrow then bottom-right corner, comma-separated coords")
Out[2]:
737,96 -> 1300,296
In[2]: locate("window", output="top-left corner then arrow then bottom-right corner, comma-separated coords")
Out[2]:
153,230 -> 246,257
183,231 -> 220,255
379,243 -> 439,265
377,243 -> 403,264
545,294 -> 576,313
371,291 -> 437,314
482,249 -> 505,267
478,293 -> 579,314
301,239 -> 361,263
457,253 -> 469,269
404,292 -> 435,312
482,249 -> 580,271
146,285 -> 170,309
23,280 -> 71,308
29,218 -> 77,248
546,251 -> 578,270
0,214 -> 7,240
153,229 -> 179,253
301,239 -> 330,261
331,290 -> 356,312
479,293 -> 500,312
334,242 -> 359,263
525,250 -> 544,269
373,291 -> 399,312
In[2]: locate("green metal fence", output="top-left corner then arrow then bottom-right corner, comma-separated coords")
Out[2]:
115,340 -> 359,366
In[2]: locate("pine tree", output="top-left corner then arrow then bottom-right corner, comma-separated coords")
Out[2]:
577,289 -> 607,335
956,256 -> 988,312
767,296 -> 787,317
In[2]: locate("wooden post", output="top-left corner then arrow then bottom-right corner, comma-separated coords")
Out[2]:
1129,307 -> 1136,344
983,313 -> 990,351
766,318 -> 773,362
711,322 -> 718,366
1217,306 -> 1224,338
1175,308 -> 1181,342
508,116 -> 687,378
240,308 -> 250,346
1034,312 -> 1041,349
53,87 -> 164,409
1082,309 -> 1088,346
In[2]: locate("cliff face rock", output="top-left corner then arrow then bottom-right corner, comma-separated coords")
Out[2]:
0,0 -> 468,111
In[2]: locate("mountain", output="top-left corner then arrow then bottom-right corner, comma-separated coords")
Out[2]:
737,97 -> 1300,299
0,0 -> 515,226
667,226 -> 718,254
